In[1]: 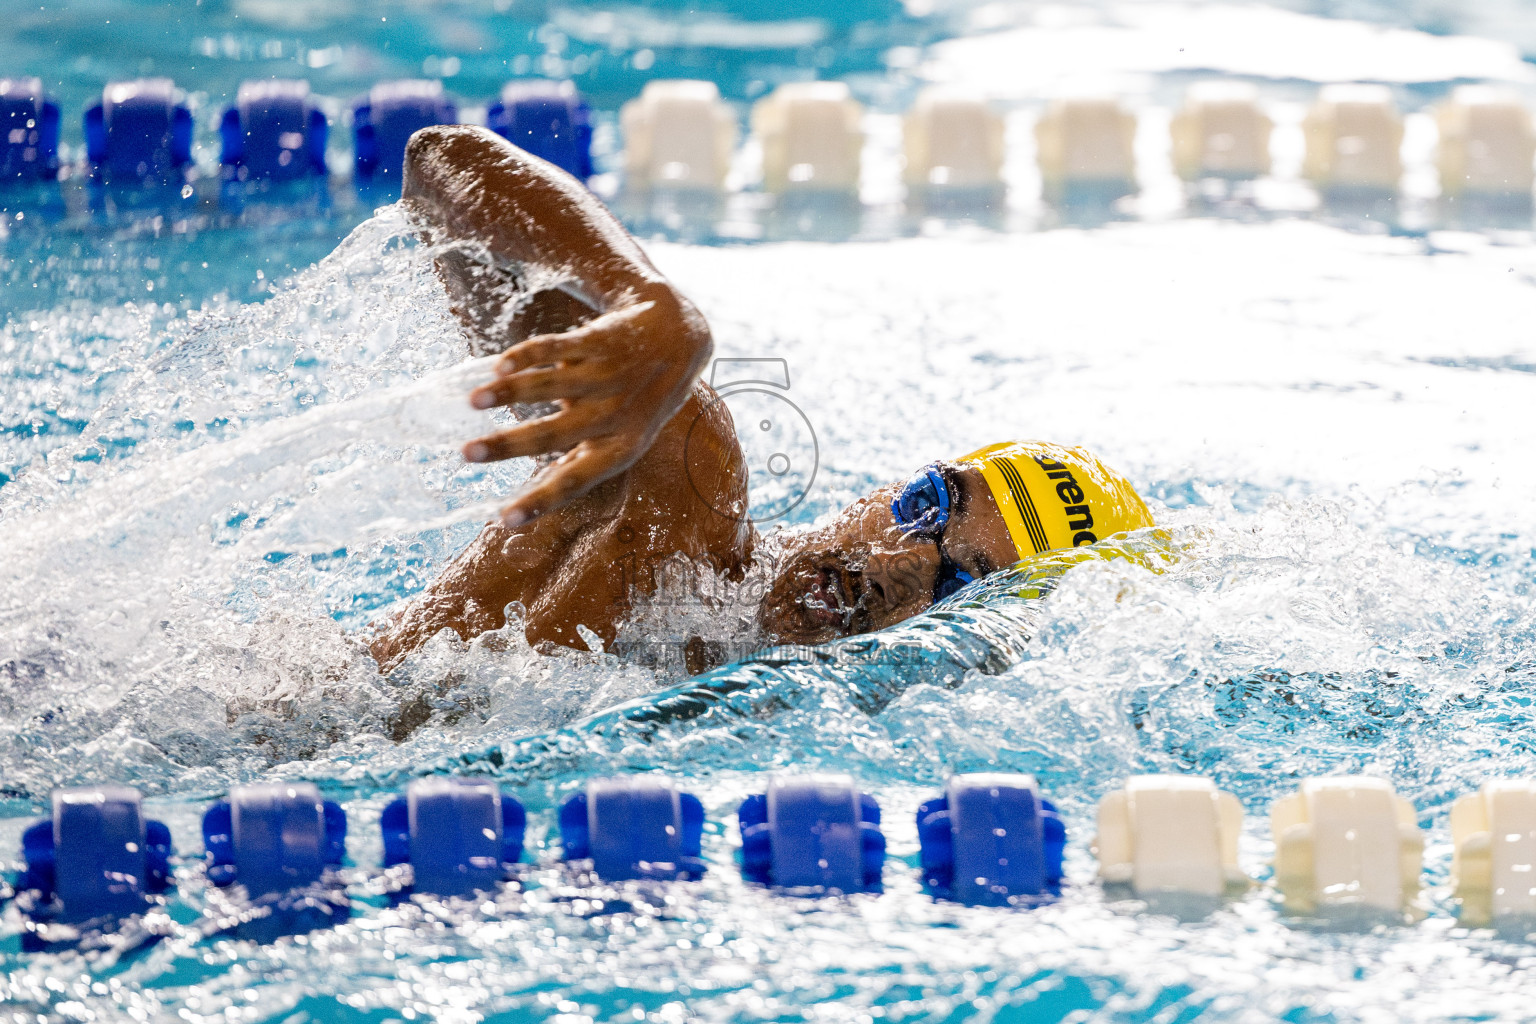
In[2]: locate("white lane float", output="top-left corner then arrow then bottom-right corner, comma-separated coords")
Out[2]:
1034,96 -> 1138,200
1436,86 -> 1536,200
621,79 -> 736,191
902,88 -> 1006,193
1170,81 -> 1272,181
1271,776 -> 1423,914
1451,779 -> 1536,927
1302,83 -> 1403,193
1094,775 -> 1248,897
752,81 -> 865,194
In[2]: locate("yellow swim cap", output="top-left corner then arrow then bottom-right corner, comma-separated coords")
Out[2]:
959,440 -> 1154,560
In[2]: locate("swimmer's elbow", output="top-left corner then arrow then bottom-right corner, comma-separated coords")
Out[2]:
402,123 -> 525,221
401,123 -> 475,206
368,629 -> 403,675
402,122 -> 459,165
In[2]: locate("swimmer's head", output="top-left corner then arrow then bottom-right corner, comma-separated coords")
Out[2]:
758,440 -> 1153,645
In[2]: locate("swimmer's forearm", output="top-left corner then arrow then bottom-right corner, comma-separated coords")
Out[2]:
402,124 -> 665,312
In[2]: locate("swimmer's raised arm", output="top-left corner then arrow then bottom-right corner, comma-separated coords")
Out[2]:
402,124 -> 712,526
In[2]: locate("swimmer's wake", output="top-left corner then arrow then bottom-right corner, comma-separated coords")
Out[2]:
350,546 -> 1133,790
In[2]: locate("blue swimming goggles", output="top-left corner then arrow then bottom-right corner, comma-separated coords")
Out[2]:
889,464 -> 975,601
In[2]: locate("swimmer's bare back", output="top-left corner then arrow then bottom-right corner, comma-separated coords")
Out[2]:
370,125 -> 752,668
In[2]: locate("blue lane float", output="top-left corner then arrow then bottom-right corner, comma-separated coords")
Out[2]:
0,76 -> 60,181
487,79 -> 593,181
739,774 -> 885,893
18,786 -> 173,927
917,773 -> 1065,905
381,777 -> 526,897
220,79 -> 328,182
353,79 -> 458,182
203,782 -> 346,893
560,776 -> 706,881
201,782 -> 349,939
84,78 -> 193,185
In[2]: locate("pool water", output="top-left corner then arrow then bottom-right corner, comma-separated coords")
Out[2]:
5,1 -> 1536,1021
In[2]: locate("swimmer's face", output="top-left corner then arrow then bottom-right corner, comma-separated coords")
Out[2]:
759,462 -> 1018,645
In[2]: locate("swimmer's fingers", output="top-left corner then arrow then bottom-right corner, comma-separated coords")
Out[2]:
459,284 -> 710,522
495,331 -> 590,375
468,362 -> 620,410
494,300 -> 661,376
462,404 -> 611,464
497,438 -> 635,527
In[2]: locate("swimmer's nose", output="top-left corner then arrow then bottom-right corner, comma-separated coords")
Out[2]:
862,541 -> 941,611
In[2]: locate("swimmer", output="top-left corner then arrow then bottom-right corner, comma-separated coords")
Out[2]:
370,125 -> 1155,673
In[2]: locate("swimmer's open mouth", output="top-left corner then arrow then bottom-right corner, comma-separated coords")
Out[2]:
802,565 -> 855,630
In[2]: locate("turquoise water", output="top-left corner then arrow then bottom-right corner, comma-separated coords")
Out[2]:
6,1 -> 1536,1021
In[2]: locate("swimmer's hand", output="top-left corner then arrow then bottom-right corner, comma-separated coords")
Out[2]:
463,284 -> 711,526
402,124 -> 712,525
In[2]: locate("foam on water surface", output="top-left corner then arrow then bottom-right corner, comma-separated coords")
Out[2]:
3,203 -> 1536,1018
